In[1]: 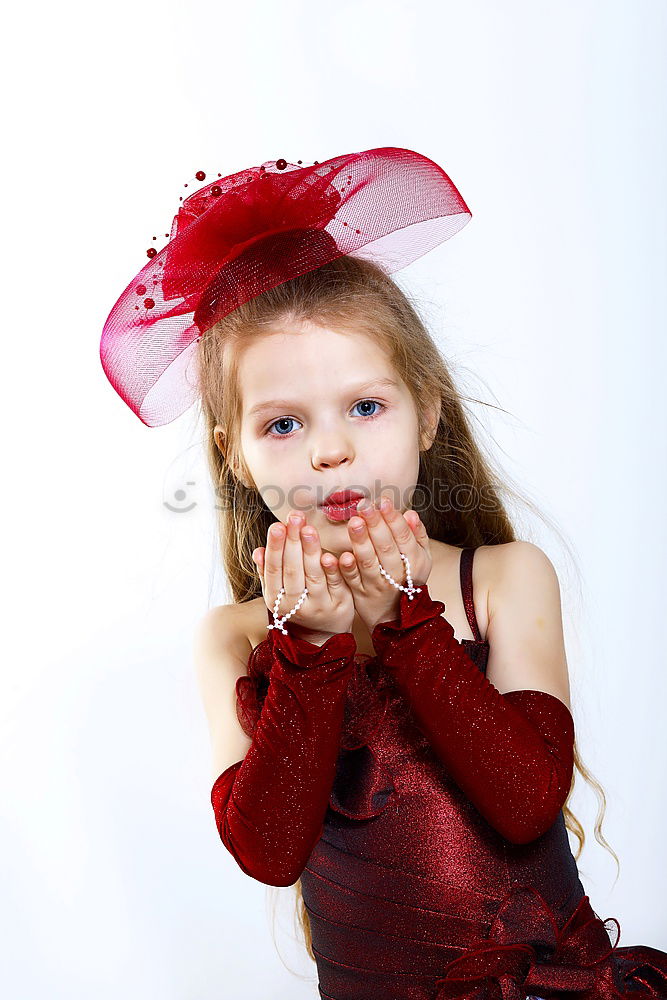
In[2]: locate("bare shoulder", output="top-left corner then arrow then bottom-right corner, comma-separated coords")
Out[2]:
480,539 -> 560,589
193,601 -> 253,675
478,540 -> 571,707
482,540 -> 563,626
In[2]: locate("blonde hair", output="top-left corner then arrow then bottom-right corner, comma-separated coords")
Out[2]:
195,253 -> 619,966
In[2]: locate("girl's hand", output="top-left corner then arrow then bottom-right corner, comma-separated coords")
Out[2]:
338,496 -> 433,633
252,511 -> 356,643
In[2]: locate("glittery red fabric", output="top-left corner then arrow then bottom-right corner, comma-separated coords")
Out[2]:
211,625 -> 357,886
369,584 -> 576,845
213,579 -> 667,999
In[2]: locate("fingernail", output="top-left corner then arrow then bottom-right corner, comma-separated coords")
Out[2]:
356,497 -> 370,511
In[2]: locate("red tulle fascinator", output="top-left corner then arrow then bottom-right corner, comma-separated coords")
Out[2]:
100,146 -> 472,427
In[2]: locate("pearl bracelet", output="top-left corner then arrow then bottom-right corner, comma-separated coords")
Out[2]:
378,552 -> 422,601
267,586 -> 309,635
266,553 -> 420,634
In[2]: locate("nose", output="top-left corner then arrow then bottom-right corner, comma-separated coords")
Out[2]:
313,451 -> 352,470
312,436 -> 354,470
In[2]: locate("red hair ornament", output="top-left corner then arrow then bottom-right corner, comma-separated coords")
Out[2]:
100,147 -> 472,426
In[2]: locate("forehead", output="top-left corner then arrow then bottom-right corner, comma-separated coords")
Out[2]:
238,323 -> 401,414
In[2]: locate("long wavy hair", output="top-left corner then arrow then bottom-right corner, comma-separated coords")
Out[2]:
195,252 -> 619,969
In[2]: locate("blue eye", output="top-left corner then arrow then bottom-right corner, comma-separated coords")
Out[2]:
265,399 -> 385,438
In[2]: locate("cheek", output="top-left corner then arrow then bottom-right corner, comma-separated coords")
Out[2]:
255,460 -> 307,515
370,455 -> 420,508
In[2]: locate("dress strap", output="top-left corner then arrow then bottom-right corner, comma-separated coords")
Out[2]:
459,547 -> 482,642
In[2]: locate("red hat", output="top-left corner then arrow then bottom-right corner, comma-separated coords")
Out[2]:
100,147 -> 472,427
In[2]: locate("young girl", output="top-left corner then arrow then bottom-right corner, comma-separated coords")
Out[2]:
101,149 -> 667,999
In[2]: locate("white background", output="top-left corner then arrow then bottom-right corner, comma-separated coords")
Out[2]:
2,0 -> 665,996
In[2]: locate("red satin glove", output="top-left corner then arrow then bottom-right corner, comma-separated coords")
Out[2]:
371,584 -> 575,844
210,626 -> 356,886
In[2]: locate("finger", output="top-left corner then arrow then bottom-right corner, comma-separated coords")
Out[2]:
264,521 -> 287,602
377,496 -> 422,564
350,495 -> 408,585
338,549 -> 364,591
346,512 -> 382,586
282,512 -> 306,597
404,509 -> 430,549
356,498 -> 403,559
252,546 -> 265,585
321,552 -> 352,599
299,523 -> 329,597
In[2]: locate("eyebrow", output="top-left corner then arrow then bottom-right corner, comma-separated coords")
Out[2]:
245,377 -> 400,420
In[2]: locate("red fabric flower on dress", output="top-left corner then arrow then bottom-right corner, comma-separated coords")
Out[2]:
434,885 -> 667,1000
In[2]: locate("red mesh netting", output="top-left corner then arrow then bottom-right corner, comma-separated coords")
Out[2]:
100,147 -> 471,426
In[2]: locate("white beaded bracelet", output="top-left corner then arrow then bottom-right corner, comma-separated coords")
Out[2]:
267,586 -> 309,635
378,552 -> 422,601
266,553 -> 420,634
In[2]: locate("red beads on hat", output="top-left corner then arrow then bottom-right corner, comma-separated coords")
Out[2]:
147,248 -> 157,259
276,158 -> 287,170
211,185 -> 222,196
136,284 -> 147,295
144,298 -> 155,309
195,170 -> 206,181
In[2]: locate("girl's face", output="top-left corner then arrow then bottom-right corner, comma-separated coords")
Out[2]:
231,319 -> 425,557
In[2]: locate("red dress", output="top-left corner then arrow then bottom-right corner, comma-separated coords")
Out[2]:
234,548 -> 667,1000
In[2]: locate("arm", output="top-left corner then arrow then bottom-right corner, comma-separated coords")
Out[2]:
370,542 -> 574,844
209,623 -> 357,886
